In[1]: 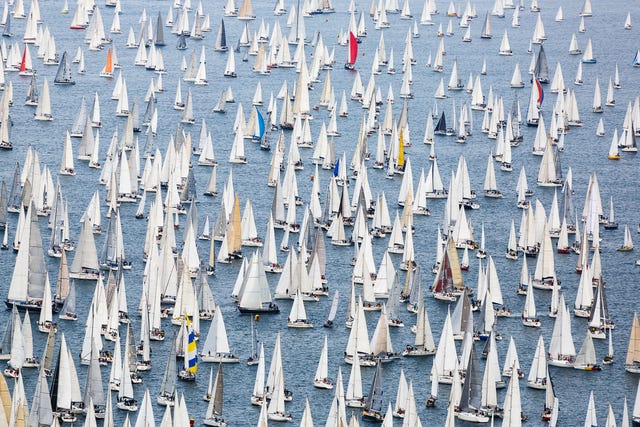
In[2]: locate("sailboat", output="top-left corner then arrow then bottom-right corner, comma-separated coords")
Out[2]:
626,312 -> 640,373
49,334 -> 78,422
457,342 -> 490,422
265,367 -> 291,421
204,364 -> 226,426
178,315 -> 198,381
582,39 -> 597,63
483,153 -> 502,197
548,301 -> 576,367
34,78 -> 52,121
618,225 -> 634,251
362,362 -> 386,421
522,279 -> 540,327
5,202 -> 47,310
431,236 -> 465,301
4,309 -> 24,379
313,335 -> 333,389
155,330 -> 177,406
238,0 -> 256,20
604,196 -> 619,229
237,250 -> 279,313
584,390 -> 598,426
403,299 -> 436,356
287,289 -> 313,328
541,368 -> 559,424
345,31 -> 357,70
54,51 -> 74,85
573,333 -> 601,371
323,290 -> 339,327
603,330 -> 614,365
100,48 -> 114,77
213,19 -> 228,52
480,12 -> 492,38
224,49 -> 237,77
608,129 -> 621,159
200,307 -> 239,363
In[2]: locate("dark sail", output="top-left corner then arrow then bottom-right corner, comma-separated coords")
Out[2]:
154,12 -> 165,46
54,51 -> 75,85
434,112 -> 447,135
534,45 -> 549,83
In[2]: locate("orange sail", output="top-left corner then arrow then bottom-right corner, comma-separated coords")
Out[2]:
100,48 -> 113,77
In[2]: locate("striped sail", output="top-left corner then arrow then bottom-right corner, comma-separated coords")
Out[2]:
186,315 -> 198,375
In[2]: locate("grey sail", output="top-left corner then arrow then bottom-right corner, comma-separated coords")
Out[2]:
562,182 -> 575,227
0,179 -> 7,229
48,186 -> 64,252
126,324 -> 139,376
77,117 -> 94,158
29,368 -> 54,426
27,201 -> 47,299
100,212 -> 118,269
142,94 -> 155,126
311,228 -> 327,280
3,12 -> 11,37
54,51 -> 75,85
364,361 -> 385,420
59,280 -> 76,315
0,306 -> 16,357
130,99 -> 140,132
215,19 -> 228,51
7,162 -> 22,212
41,326 -> 56,374
434,112 -> 447,134
154,12 -> 165,46
176,33 -> 187,50
180,168 -> 197,204
159,333 -> 178,403
70,220 -> 100,277
25,74 -> 39,105
83,339 -> 105,411
534,45 -> 549,83
213,363 -> 224,416
459,342 -> 483,413
143,131 -> 155,159
70,97 -> 87,137
408,267 -> 423,308
553,147 -> 563,182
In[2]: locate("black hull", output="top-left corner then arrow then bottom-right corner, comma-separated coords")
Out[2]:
5,299 -> 52,311
237,306 -> 280,314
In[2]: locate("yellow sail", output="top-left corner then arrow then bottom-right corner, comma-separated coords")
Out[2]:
397,130 -> 405,169
186,315 -> 198,375
446,237 -> 465,291
14,401 -> 25,427
55,249 -> 70,300
227,193 -> 242,256
0,374 -> 10,425
626,312 -> 640,367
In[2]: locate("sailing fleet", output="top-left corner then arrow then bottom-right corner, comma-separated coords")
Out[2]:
0,0 -> 638,425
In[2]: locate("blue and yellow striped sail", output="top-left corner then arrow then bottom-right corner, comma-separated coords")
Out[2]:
186,315 -> 198,374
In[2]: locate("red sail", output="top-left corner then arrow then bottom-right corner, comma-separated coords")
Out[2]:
346,31 -> 358,68
19,47 -> 27,72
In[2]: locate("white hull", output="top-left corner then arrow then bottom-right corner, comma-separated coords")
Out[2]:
526,380 -> 546,390
200,354 -> 240,363
457,412 -> 490,423
313,379 -> 334,389
547,358 -> 574,368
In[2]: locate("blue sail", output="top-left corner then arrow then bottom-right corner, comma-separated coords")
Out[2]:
333,158 -> 340,177
253,108 -> 265,140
